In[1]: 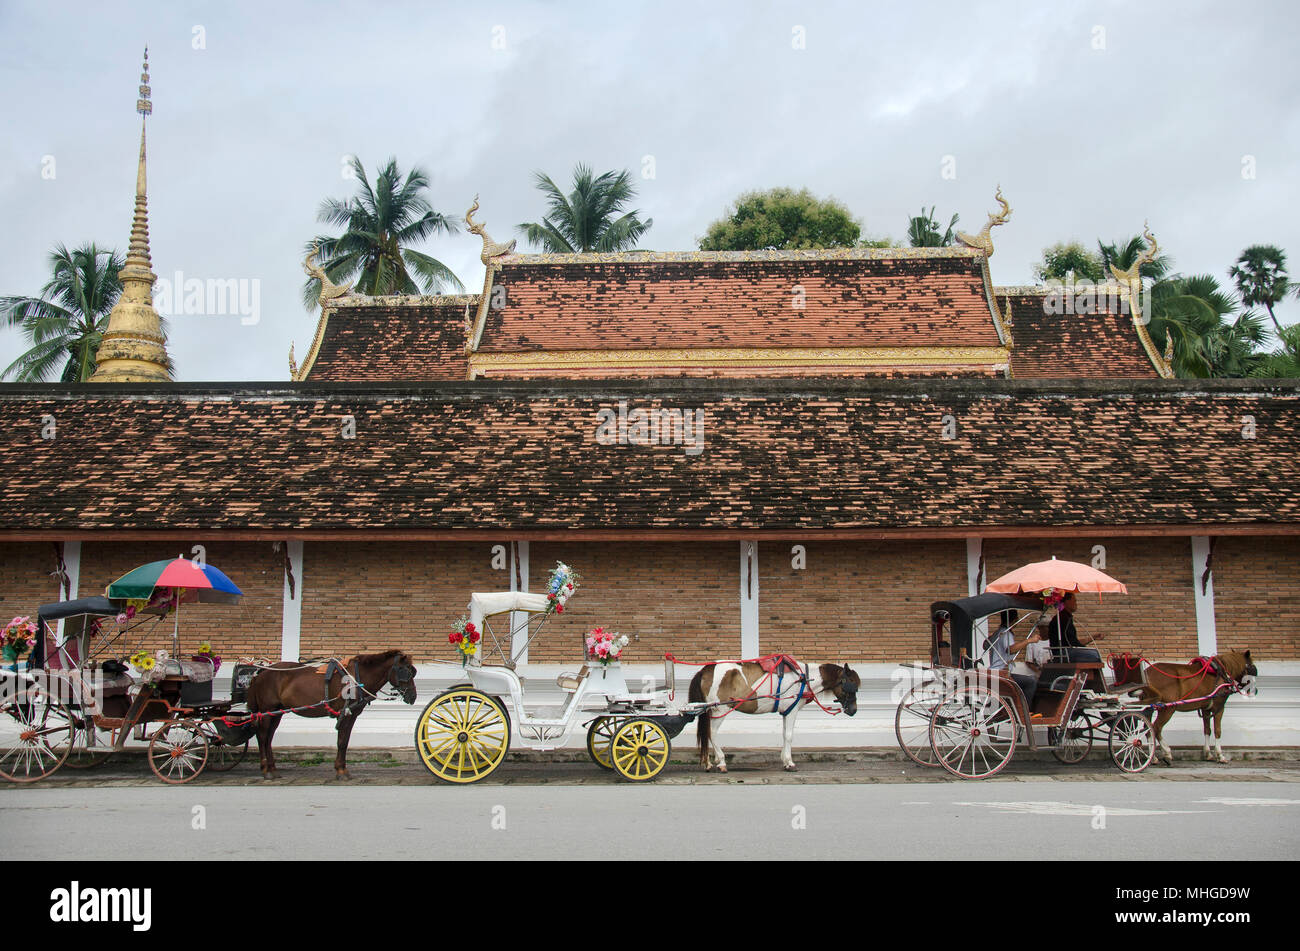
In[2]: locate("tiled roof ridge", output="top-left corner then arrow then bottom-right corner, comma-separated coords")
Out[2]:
12,377 -> 1297,401
326,293 -> 481,309
492,247 -> 983,266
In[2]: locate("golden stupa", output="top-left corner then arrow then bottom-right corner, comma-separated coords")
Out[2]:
89,48 -> 170,383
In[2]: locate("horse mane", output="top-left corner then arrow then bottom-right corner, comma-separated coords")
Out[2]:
351,648 -> 410,666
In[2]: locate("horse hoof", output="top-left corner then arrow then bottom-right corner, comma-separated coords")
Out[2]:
784,764 -> 797,772
717,765 -> 727,774
335,771 -> 352,781
1218,755 -> 1230,764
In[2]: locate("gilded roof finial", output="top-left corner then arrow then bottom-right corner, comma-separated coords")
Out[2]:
956,185 -> 1012,257
90,47 -> 170,383
288,343 -> 299,379
304,243 -> 354,303
1108,222 -> 1174,378
465,195 -> 516,265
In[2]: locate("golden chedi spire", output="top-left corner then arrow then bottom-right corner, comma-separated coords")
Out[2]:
90,48 -> 171,383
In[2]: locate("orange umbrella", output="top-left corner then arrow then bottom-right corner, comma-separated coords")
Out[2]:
985,558 -> 1128,595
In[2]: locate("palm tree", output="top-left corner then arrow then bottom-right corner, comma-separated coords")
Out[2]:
303,156 -> 464,310
907,207 -> 958,247
517,164 -> 652,252
1252,325 -> 1300,377
1148,274 -> 1264,378
1,244 -> 128,381
1229,245 -> 1290,336
1098,234 -> 1172,282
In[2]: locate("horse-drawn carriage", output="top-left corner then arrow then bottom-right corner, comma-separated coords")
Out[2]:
0,561 -> 258,785
414,565 -> 709,783
894,592 -> 1161,778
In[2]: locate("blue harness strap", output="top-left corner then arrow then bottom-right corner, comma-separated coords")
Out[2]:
775,663 -> 809,717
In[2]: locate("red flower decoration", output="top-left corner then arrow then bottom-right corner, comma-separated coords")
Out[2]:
555,604 -> 564,614
449,631 -> 463,644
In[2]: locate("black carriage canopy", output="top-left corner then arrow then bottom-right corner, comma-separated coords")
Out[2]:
30,596 -> 168,668
929,593 -> 1045,667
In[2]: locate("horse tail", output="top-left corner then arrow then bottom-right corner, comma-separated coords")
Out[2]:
689,668 -> 709,765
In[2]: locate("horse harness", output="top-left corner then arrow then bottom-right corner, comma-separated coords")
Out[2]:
322,658 -> 369,718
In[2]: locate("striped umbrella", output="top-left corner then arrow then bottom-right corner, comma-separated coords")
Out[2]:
106,558 -> 243,654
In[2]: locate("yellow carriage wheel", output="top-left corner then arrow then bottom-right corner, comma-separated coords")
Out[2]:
415,688 -> 510,784
586,716 -> 617,770
609,718 -> 670,782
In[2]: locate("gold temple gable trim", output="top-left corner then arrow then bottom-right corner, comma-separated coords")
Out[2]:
468,345 -> 1012,378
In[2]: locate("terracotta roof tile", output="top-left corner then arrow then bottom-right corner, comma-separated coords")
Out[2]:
481,254 -> 1003,351
0,379 -> 1295,533
999,289 -> 1158,379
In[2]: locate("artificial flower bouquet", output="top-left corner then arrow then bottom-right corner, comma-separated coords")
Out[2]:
449,616 -> 482,666
546,562 -> 580,614
585,626 -> 628,666
2,616 -> 37,668
192,641 -> 222,673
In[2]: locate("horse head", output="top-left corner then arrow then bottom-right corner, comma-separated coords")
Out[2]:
821,663 -> 860,717
1225,649 -> 1258,697
387,652 -> 418,704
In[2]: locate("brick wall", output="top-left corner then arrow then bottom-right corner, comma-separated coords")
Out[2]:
299,541 -> 487,662
529,542 -> 737,664
76,541 -> 284,661
982,537 -> 1198,661
1213,536 -> 1300,660
0,544 -> 63,646
759,540 -> 966,662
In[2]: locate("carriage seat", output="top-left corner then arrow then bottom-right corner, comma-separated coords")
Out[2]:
556,668 -> 591,692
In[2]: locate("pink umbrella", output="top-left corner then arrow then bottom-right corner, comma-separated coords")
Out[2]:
985,558 -> 1128,595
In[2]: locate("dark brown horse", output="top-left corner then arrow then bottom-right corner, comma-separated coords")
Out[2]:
245,650 -> 417,780
1125,650 -> 1258,765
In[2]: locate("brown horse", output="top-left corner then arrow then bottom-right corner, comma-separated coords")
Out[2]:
1130,650 -> 1258,765
688,657 -> 859,772
245,650 -> 417,780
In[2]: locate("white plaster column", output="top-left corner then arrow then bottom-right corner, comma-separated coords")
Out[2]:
281,540 -> 304,661
966,537 -> 983,597
1191,536 -> 1217,656
57,540 -> 81,642
740,541 -> 759,657
510,541 -> 530,664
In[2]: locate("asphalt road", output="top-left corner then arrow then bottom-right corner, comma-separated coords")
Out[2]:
3,780 -> 1297,860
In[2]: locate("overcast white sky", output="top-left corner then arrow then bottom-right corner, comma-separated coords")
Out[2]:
2,0 -> 1297,380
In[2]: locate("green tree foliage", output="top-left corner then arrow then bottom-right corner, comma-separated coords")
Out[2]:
1,243 -> 146,381
1251,325 -> 1300,377
907,207 -> 959,247
1229,244 -> 1290,336
518,164 -> 652,252
1033,242 -> 1105,282
303,156 -> 463,310
698,188 -> 860,251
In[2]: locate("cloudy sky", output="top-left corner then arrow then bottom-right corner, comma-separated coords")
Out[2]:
2,0 -> 1297,380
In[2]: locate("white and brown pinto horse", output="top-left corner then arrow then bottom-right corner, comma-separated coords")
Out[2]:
688,656 -> 859,772
1120,649 -> 1258,765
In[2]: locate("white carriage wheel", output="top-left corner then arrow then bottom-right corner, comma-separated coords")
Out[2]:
1108,710 -> 1155,774
148,719 -> 210,784
0,681 -> 74,783
895,680 -> 948,768
928,686 -> 1018,780
1050,711 -> 1095,765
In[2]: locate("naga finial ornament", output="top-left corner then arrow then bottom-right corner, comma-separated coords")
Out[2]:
1109,221 -> 1160,285
465,195 -> 516,265
288,342 -> 298,379
304,243 -> 353,303
956,185 -> 1011,257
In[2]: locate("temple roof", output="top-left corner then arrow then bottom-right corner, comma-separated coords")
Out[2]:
997,287 -> 1163,379
475,248 -> 1005,352
297,296 -> 475,382
1,378 -> 1296,535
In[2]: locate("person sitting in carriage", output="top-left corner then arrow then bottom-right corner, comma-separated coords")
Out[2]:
1044,592 -> 1105,662
984,611 -> 1042,708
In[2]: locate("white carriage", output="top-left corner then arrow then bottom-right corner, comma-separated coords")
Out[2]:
413,566 -> 703,783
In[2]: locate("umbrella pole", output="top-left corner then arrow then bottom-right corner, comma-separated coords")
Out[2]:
172,596 -> 180,655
